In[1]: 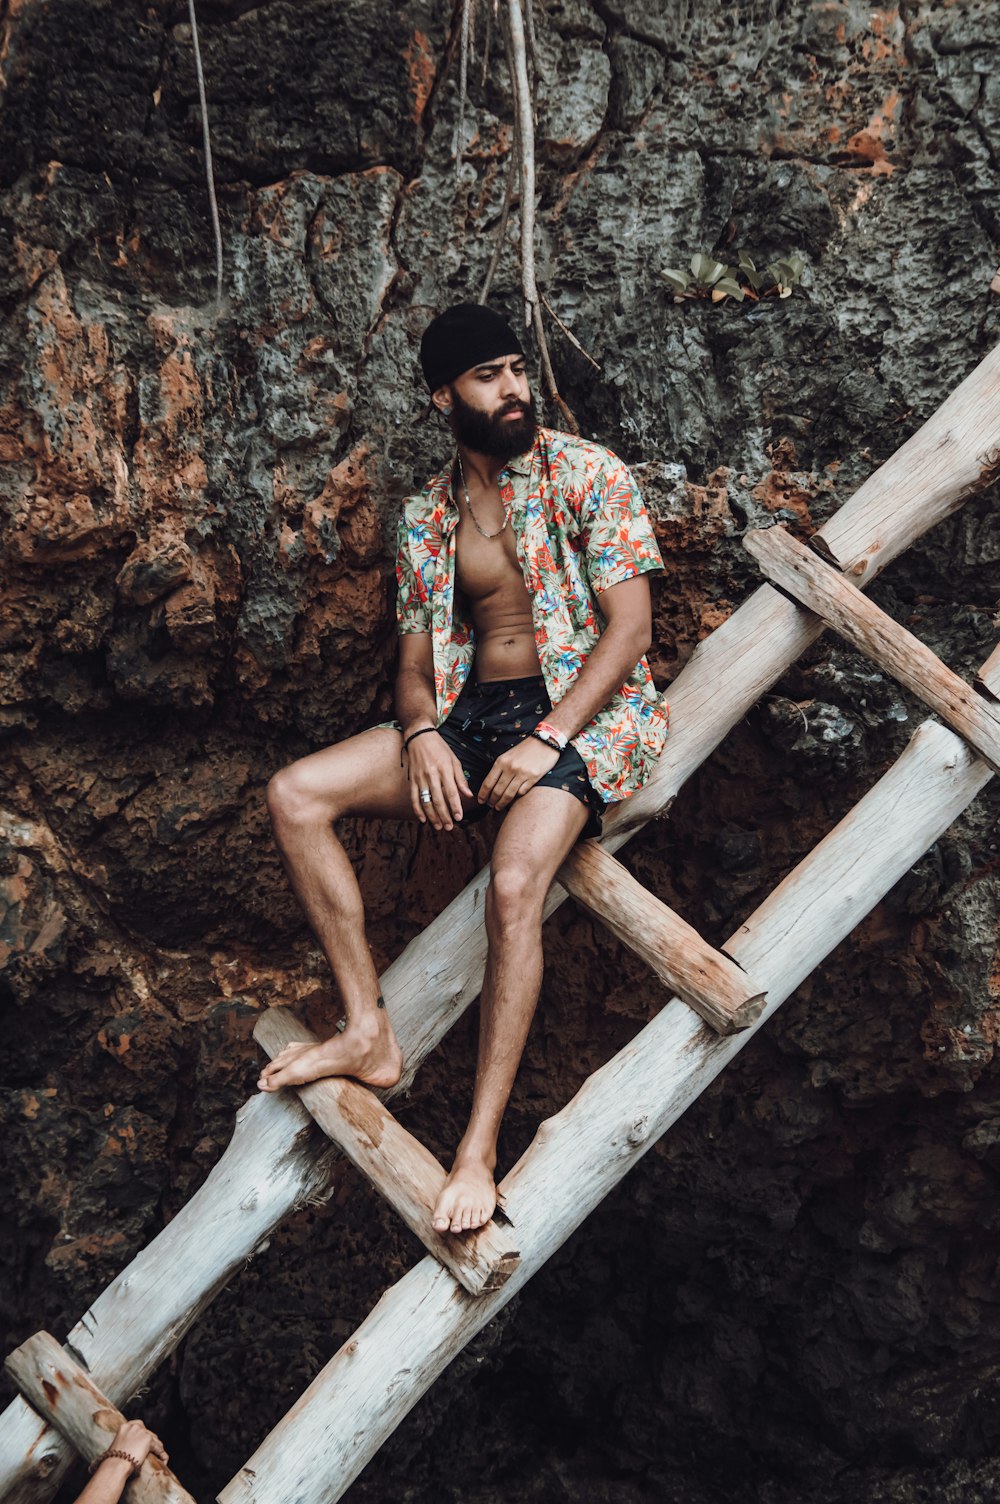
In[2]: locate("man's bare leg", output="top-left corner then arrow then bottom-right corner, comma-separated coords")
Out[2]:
432,788 -> 590,1234
258,727 -> 422,1093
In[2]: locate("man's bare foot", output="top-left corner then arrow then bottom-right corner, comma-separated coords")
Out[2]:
432,1150 -> 497,1234
257,1014 -> 402,1092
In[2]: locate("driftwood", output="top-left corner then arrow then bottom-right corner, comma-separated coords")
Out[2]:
5,1334 -> 193,1504
745,526 -> 1000,772
0,1093 -> 334,1501
975,642 -> 1000,701
5,339 -> 1000,1503
811,339 -> 1000,584
559,841 -> 766,1033
254,1011 -> 520,1296
219,718 -> 994,1504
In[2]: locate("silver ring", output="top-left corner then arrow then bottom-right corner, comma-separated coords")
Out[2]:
419,789 -> 433,804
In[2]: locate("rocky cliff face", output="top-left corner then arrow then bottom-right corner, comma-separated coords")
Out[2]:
1,2 -> 999,1501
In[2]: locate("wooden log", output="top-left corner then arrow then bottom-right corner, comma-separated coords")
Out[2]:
811,339 -> 1000,585
0,1091 -> 335,1502
558,842 -> 766,1034
5,1334 -> 193,1504
254,1011 -> 519,1296
218,719 -> 994,1504
744,526 -> 1000,774
7,342 -> 1000,1502
975,641 -> 1000,701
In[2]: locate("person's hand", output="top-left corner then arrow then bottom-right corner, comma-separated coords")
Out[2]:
405,731 -> 473,830
106,1419 -> 167,1471
479,738 -> 560,811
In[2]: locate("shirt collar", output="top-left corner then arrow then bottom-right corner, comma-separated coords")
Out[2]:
432,429 -> 541,507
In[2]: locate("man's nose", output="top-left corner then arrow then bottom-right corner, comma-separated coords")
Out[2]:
499,365 -> 524,399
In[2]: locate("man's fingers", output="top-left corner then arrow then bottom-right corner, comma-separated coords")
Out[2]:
412,768 -> 445,826
442,761 -> 468,819
496,777 -> 532,811
451,755 -> 474,801
426,772 -> 452,830
410,775 -> 428,823
478,764 -> 502,804
490,770 -> 521,810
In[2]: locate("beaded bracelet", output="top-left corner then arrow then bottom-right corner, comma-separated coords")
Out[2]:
532,720 -> 568,752
89,1448 -> 141,1477
529,731 -> 562,754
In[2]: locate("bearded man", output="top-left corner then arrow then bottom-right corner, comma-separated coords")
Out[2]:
259,303 -> 669,1235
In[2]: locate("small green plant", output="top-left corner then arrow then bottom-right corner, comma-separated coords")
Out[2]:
660,249 -> 806,304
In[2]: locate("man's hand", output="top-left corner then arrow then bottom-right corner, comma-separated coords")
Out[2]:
405,731 -> 473,830
479,737 -> 560,812
108,1419 -> 167,1469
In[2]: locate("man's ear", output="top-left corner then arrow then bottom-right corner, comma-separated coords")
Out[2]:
432,384 -> 453,416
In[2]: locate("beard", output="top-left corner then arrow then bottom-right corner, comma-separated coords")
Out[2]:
450,389 -> 538,460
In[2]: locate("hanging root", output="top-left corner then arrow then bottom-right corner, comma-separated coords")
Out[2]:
523,0 -> 538,85
480,6 -> 520,302
505,0 -> 578,433
481,0 -> 495,87
188,0 -> 224,304
540,292 -> 601,371
456,0 -> 471,168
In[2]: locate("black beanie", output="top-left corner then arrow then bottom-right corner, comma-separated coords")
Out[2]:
420,303 -> 524,391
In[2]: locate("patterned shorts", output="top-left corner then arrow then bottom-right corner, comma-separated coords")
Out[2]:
437,675 -> 604,837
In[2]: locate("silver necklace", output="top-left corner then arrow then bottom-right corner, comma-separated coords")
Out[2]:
457,451 -> 509,539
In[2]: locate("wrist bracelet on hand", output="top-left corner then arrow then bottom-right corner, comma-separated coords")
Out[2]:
529,730 -> 563,754
532,720 -> 568,752
400,725 -> 438,767
90,1449 -> 141,1477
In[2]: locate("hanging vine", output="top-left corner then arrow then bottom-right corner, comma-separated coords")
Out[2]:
188,0 -> 224,304
455,0 -> 584,433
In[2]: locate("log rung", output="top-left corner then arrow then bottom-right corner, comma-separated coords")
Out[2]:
5,1331 -> 195,1504
558,841 -> 767,1035
744,525 -> 1000,775
254,1011 -> 519,1297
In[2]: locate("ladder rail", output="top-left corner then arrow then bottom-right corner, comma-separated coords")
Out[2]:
220,718 -> 994,1504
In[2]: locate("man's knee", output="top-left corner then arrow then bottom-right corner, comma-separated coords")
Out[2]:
267,762 -> 341,830
486,863 -> 546,934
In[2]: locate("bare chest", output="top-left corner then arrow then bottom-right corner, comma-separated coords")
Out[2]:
454,508 -> 525,603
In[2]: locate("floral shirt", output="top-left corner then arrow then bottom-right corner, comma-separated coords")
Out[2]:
395,427 -> 669,805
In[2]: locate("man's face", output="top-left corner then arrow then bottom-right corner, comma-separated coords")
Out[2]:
443,355 -> 537,460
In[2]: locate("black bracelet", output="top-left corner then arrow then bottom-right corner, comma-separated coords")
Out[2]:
528,731 -> 562,752
400,725 -> 439,766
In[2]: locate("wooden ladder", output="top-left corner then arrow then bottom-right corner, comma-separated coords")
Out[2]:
3,339 -> 1000,1504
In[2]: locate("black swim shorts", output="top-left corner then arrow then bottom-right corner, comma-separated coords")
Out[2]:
436,674 -> 604,838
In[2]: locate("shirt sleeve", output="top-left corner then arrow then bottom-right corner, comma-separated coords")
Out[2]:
582,453 -> 664,594
395,512 -> 432,634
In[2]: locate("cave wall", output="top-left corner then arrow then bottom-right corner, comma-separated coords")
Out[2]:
1,2 -> 1000,1501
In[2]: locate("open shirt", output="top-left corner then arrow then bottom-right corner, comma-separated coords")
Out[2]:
395,427 -> 669,806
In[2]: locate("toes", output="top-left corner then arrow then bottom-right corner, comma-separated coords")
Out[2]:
432,1188 -> 456,1233
259,1064 -> 293,1091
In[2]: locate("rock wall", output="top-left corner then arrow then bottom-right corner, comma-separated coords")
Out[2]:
1,2 -> 999,1500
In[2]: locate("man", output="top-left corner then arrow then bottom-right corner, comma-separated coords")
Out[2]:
259,304 -> 669,1235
